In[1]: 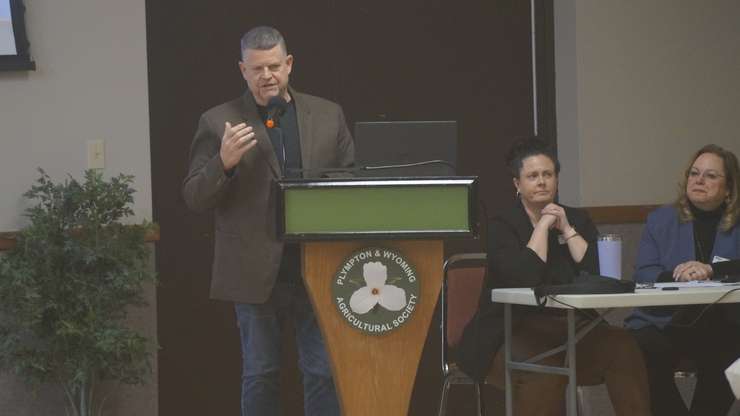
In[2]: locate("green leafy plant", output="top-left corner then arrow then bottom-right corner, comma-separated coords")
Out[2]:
0,169 -> 157,416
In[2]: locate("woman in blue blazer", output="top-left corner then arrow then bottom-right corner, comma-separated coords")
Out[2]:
626,144 -> 740,416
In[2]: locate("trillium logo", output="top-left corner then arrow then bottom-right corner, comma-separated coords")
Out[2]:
333,247 -> 420,335
349,261 -> 407,314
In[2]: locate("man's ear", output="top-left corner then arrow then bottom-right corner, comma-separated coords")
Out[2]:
284,54 -> 294,75
238,61 -> 248,81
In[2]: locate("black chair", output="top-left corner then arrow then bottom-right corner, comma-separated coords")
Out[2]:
438,253 -> 488,416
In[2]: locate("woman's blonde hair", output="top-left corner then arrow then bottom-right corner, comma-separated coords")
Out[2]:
676,144 -> 740,231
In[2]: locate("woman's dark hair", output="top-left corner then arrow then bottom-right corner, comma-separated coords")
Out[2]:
505,137 -> 560,178
676,144 -> 740,231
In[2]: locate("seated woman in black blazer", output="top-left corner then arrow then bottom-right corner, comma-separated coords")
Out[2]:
457,137 -> 650,415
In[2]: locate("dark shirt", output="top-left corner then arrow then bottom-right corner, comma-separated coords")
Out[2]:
688,202 -> 740,279
690,201 -> 722,263
257,99 -> 302,178
257,98 -> 303,284
487,201 -> 600,289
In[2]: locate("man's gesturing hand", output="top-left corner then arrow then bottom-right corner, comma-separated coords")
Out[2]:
220,122 -> 256,171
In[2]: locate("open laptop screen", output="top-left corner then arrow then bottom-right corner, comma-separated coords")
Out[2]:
353,121 -> 457,177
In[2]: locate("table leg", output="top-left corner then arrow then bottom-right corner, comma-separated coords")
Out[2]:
504,303 -> 512,416
566,309 -> 577,416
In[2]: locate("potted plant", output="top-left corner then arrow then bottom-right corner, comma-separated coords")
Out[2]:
0,169 -> 157,416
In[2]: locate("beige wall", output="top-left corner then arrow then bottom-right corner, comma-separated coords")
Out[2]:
556,0 -> 740,207
0,0 -> 151,229
0,0 -> 156,414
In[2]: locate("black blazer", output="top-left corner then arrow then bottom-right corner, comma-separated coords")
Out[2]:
457,201 -> 600,382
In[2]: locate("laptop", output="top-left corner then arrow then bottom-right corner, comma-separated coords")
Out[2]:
353,121 -> 458,177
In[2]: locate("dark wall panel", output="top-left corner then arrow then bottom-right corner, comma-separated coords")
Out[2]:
147,1 -> 552,414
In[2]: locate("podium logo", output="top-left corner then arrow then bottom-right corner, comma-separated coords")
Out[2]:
332,247 -> 420,335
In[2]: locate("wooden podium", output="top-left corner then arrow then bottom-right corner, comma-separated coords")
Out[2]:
277,177 -> 477,416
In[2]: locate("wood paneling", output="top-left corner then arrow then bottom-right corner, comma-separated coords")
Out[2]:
584,205 -> 660,224
0,203 -> 658,253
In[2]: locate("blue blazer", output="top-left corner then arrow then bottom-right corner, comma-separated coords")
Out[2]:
625,204 -> 740,329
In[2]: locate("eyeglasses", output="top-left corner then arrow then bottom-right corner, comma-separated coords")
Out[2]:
688,169 -> 725,182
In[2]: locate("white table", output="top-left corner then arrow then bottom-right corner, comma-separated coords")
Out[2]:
492,285 -> 740,416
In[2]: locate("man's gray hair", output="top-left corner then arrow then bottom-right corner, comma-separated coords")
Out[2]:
240,26 -> 287,57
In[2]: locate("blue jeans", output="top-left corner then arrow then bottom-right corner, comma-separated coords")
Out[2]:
234,282 -> 340,416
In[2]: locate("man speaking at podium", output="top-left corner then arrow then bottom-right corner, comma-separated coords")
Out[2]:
183,26 -> 355,416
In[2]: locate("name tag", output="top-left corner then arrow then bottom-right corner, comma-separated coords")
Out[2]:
712,255 -> 729,264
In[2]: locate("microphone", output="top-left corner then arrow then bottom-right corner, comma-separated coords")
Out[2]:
265,96 -> 288,129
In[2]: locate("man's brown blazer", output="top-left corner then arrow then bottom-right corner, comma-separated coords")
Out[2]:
183,90 -> 355,303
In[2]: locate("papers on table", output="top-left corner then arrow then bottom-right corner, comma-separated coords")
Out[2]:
652,281 -> 738,288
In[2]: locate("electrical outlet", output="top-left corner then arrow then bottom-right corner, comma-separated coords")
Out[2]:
87,140 -> 105,169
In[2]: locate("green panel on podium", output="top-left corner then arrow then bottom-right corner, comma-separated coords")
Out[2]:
277,177 -> 478,240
